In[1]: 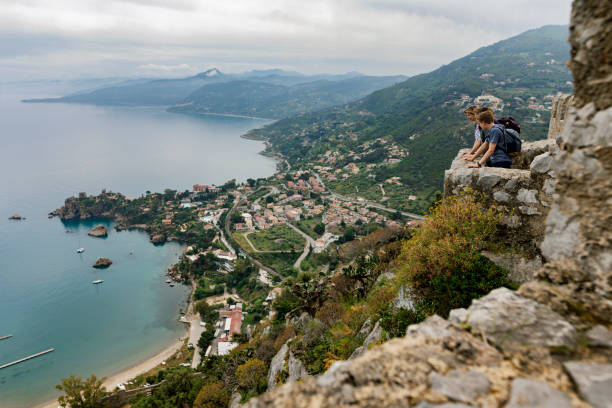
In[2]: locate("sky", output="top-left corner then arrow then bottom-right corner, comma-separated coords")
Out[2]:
0,0 -> 573,81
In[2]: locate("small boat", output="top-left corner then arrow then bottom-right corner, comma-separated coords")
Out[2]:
92,279 -> 104,284
165,279 -> 171,283
77,248 -> 85,253
169,283 -> 175,287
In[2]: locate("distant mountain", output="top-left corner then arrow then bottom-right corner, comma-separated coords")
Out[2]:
169,75 -> 407,119
22,69 -> 406,119
246,25 -> 573,212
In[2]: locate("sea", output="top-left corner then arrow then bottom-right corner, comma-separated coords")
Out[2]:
0,82 -> 276,407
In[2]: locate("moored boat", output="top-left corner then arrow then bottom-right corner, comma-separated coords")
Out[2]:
92,279 -> 104,284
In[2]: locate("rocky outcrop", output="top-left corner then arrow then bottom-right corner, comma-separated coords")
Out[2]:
88,225 -> 108,237
93,257 -> 112,268
267,341 -> 308,390
449,288 -> 577,352
349,319 -> 382,359
243,316 -> 578,408
150,234 -> 166,244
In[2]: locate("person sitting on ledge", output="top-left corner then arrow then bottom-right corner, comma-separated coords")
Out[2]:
460,105 -> 482,158
465,110 -> 512,169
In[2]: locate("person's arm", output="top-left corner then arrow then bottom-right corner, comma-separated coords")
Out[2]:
462,139 -> 482,157
465,141 -> 488,161
467,142 -> 497,168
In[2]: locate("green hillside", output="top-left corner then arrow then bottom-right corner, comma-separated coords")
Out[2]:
169,75 -> 406,119
247,25 -> 572,213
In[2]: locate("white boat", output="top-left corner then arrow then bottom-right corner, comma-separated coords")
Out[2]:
77,248 -> 85,253
92,279 -> 104,284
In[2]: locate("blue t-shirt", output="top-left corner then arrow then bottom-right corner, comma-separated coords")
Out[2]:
485,125 -> 512,166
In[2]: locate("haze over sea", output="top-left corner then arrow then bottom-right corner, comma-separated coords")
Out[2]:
0,82 -> 276,408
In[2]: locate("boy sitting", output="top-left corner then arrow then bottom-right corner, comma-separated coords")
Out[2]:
465,110 -> 512,169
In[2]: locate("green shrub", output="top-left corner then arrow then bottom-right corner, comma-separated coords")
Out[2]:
398,192 -> 510,317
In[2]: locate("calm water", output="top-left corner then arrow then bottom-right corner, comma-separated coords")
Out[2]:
0,83 -> 276,407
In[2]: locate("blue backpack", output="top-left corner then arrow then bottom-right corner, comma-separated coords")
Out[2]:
499,125 -> 522,153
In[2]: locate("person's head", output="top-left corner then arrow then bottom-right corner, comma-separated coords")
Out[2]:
477,110 -> 495,130
463,106 -> 477,121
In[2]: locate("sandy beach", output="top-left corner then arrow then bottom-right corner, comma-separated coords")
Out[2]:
34,284 -> 197,408
33,335 -> 187,408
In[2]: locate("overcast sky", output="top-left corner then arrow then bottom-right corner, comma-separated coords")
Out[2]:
0,0 -> 572,81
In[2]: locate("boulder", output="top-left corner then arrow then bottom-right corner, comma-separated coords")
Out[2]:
585,325 -> 612,348
429,369 -> 490,403
563,361 -> 612,408
88,225 -> 108,237
93,257 -> 112,268
448,287 -> 577,351
505,378 -> 572,408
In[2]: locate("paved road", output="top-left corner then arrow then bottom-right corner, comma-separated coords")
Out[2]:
223,188 -> 282,279
180,282 -> 206,369
283,222 -> 315,272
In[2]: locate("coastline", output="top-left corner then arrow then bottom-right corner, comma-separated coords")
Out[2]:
33,280 -> 196,408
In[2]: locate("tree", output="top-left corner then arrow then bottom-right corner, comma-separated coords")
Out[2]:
56,374 -> 106,408
235,358 -> 267,390
342,226 -> 356,242
313,223 -> 325,235
193,382 -> 230,408
341,254 -> 380,298
198,330 -> 216,358
194,300 -> 218,324
247,178 -> 256,187
286,273 -> 330,317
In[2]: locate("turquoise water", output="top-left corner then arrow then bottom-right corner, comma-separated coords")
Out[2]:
0,84 -> 276,407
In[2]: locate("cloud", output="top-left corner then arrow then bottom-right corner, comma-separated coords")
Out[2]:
0,0 -> 572,80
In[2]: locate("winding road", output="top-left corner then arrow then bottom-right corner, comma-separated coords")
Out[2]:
283,222 -> 315,272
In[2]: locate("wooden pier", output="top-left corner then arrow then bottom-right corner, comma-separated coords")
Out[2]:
0,348 -> 55,369
0,334 -> 13,341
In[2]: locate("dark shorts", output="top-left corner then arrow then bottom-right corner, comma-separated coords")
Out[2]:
486,159 -> 511,169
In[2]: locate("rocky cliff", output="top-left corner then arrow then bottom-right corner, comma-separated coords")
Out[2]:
242,1 -> 612,407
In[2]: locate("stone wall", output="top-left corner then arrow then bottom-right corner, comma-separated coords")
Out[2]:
443,139 -> 558,280
519,0 -> 612,326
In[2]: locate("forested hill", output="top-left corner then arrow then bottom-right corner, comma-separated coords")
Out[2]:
22,68 -> 405,119
168,75 -> 406,119
246,25 -> 572,213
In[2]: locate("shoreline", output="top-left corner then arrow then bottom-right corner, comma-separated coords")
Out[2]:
34,282 -> 195,408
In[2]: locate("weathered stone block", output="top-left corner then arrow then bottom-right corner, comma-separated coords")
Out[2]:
493,190 -> 511,203
506,378 -> 572,408
530,152 -> 553,174
430,369 -> 490,403
586,325 -> 612,348
448,288 -> 577,351
564,361 -> 612,408
476,173 -> 501,189
517,188 -> 538,204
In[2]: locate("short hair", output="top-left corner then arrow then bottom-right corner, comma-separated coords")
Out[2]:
478,110 -> 495,124
463,105 -> 478,114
